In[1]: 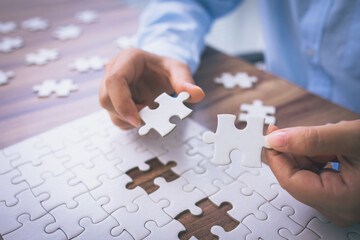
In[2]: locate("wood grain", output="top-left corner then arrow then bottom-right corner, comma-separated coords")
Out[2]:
0,0 -> 359,239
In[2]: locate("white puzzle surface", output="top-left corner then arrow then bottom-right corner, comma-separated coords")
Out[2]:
0,110 -> 359,239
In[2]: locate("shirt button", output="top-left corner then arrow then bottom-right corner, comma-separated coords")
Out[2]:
306,48 -> 314,57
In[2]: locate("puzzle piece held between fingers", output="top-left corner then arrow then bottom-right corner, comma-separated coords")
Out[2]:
139,92 -> 192,137
202,114 -> 270,168
239,99 -> 276,125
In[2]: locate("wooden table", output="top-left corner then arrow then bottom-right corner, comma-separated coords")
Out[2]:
1,0 -> 359,239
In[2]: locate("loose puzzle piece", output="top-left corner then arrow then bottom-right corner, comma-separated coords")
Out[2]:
139,91 -> 192,137
3,214 -> 67,240
90,174 -> 146,213
214,72 -> 258,89
33,78 -> 78,97
0,189 -> 48,235
0,21 -> 17,34
203,114 -> 270,167
150,177 -> 206,218
182,159 -> 233,197
75,10 -> 98,24
45,192 -> 108,239
25,48 -> 59,66
242,202 -> 303,240
144,220 -> 185,240
111,194 -> 172,240
0,69 -> 14,85
21,17 -> 49,31
239,99 -> 276,125
32,171 -> 88,210
270,184 -> 329,226
75,216 -> 134,240
238,164 -> 278,201
69,56 -> 108,72
209,179 -> 267,222
0,36 -> 23,53
0,169 -> 29,206
211,224 -> 250,240
114,35 -> 137,49
307,218 -> 360,240
53,24 -> 82,41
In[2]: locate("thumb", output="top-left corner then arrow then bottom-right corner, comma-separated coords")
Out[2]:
265,120 -> 360,156
167,61 -> 205,103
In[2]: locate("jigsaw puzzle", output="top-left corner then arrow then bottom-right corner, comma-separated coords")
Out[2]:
0,36 -> 23,53
21,17 -> 49,31
25,48 -> 59,66
239,99 -> 276,125
53,25 -> 82,41
139,92 -> 192,137
75,10 -> 98,24
68,56 -> 108,73
0,21 -> 17,34
0,70 -> 14,85
1,110 -> 359,240
214,72 -> 258,89
33,79 -> 78,97
203,114 -> 270,168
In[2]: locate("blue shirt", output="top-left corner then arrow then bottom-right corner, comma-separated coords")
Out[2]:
136,0 -> 360,114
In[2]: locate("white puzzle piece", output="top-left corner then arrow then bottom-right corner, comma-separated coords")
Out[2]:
0,36 -> 23,53
0,69 -> 14,85
0,169 -> 29,206
55,78 -> 78,97
202,114 -> 270,167
214,72 -> 257,89
279,228 -> 319,240
53,24 -> 82,41
33,78 -> 78,97
25,48 -> 59,66
21,17 -> 49,31
150,177 -> 206,218
242,202 -> 303,240
0,21 -> 17,34
307,218 -> 360,240
69,56 -> 108,73
114,35 -> 137,49
209,179 -> 267,222
3,214 -> 67,240
111,194 -> 172,240
139,91 -> 192,137
144,220 -> 185,240
75,10 -> 98,24
239,100 -> 276,125
211,224 -> 250,240
90,174 -> 146,213
224,150 -> 258,179
0,150 -> 15,174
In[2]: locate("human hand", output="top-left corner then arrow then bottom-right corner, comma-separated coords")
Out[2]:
99,48 -> 205,129
265,120 -> 360,226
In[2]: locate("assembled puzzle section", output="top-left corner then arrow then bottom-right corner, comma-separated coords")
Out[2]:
0,110 -> 359,240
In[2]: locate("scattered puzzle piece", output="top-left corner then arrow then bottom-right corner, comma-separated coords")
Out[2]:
69,56 -> 108,72
203,114 -> 270,167
21,17 -> 49,31
214,72 -> 257,89
0,21 -> 17,34
239,99 -> 276,125
33,78 -> 78,97
150,176 -> 206,218
25,48 -> 59,66
139,91 -> 192,137
53,24 -> 82,41
114,35 -> 136,49
75,10 -> 98,24
0,69 -> 14,85
0,36 -> 23,53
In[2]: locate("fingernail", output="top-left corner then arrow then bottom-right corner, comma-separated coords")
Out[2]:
184,82 -> 201,90
266,131 -> 287,148
126,115 -> 141,128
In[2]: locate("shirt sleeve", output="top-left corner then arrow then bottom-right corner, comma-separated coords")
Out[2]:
136,0 -> 243,73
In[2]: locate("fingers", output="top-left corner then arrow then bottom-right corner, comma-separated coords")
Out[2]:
165,60 -> 205,103
265,120 -> 360,157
